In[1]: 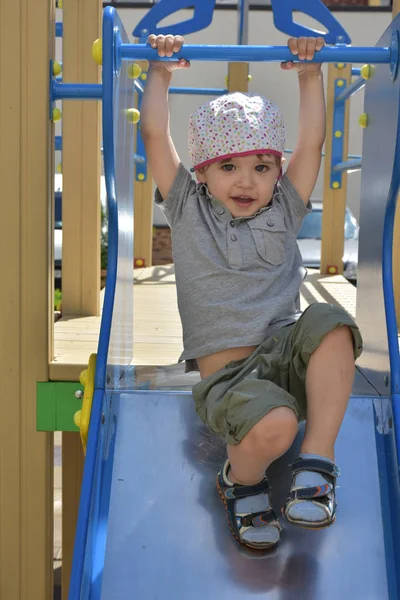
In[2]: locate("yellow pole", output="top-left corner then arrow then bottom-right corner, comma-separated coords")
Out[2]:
0,0 -> 54,598
320,63 -> 352,275
61,1 -> 102,596
62,0 -> 101,315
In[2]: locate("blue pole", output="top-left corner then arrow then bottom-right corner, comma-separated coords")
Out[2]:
134,80 -> 144,94
53,83 -> 103,100
238,0 -> 249,46
169,86 -> 228,96
120,43 -> 392,65
55,135 -> 62,151
56,22 -> 63,37
284,148 -> 361,160
336,76 -> 365,103
352,67 -> 361,76
332,158 -> 362,172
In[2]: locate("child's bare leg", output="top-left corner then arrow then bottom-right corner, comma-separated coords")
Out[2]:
227,407 -> 298,484
285,325 -> 355,527
301,325 -> 355,459
218,407 -> 298,548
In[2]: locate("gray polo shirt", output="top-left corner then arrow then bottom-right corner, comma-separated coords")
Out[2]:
155,163 -> 311,362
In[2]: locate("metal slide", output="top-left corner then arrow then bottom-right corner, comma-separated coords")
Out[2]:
68,8 -> 400,599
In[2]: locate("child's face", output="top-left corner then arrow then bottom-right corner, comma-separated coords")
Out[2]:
196,154 -> 281,218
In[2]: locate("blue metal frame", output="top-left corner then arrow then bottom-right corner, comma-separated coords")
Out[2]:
56,21 -> 63,37
169,86 -> 228,95
330,77 -> 347,189
270,0 -> 351,45
332,158 -> 362,173
336,75 -> 365,103
132,0 -> 216,38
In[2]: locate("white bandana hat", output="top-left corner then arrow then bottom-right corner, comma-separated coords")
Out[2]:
188,92 -> 285,169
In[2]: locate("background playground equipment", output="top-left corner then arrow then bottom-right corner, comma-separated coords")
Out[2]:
2,0 -> 400,598
48,5 -> 400,598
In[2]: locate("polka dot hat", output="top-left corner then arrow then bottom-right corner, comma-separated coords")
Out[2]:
188,92 -> 285,170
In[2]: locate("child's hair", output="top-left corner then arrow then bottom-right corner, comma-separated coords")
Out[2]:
188,92 -> 285,171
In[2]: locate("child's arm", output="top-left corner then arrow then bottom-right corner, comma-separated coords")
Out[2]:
140,35 -> 190,200
282,37 -> 326,205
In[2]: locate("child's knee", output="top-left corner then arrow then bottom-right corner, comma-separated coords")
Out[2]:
241,407 -> 298,456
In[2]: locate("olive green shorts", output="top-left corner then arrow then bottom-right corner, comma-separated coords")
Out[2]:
192,303 -> 363,446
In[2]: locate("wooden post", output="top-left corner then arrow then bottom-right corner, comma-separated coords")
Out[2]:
0,0 -> 54,598
392,0 -> 400,325
320,63 -> 352,275
228,62 -> 249,93
61,1 -> 102,596
62,0 -> 102,315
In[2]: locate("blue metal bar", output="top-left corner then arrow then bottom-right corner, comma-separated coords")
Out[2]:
121,43 -> 392,65
134,80 -> 144,94
238,0 -> 249,46
56,22 -> 63,37
332,158 -> 362,172
53,82 -> 103,100
352,67 -> 361,76
169,86 -> 228,96
336,76 -> 365,103
55,135 -> 62,151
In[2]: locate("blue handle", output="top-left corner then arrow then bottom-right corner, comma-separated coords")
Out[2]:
121,43 -> 391,65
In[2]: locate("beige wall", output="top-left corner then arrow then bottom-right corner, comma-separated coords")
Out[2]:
56,8 -> 391,224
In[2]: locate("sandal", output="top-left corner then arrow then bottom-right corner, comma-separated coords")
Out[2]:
216,459 -> 281,550
283,457 -> 340,529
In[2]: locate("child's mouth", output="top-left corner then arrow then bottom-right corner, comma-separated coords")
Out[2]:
232,196 -> 255,206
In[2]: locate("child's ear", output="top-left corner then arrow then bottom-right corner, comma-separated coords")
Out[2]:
195,168 -> 207,183
280,156 -> 286,166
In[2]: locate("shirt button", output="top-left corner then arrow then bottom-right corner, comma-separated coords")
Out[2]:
218,208 -> 224,215
230,234 -> 237,241
267,220 -> 275,227
230,220 -> 235,227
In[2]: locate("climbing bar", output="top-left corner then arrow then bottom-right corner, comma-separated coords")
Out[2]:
169,86 -> 228,95
56,22 -> 63,37
52,82 -> 103,100
336,76 -> 365,103
120,43 -> 392,64
352,67 -> 361,76
332,158 -> 362,172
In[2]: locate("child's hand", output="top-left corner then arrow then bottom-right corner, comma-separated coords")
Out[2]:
147,34 -> 190,73
281,37 -> 325,74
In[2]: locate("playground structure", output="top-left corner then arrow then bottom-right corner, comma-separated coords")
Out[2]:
2,0 -> 400,598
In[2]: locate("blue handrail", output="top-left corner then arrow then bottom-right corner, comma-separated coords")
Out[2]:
121,44 -> 392,65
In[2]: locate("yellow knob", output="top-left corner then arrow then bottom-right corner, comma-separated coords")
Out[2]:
334,130 -> 342,138
361,64 -> 373,80
138,173 -> 145,181
337,62 -> 345,69
332,181 -> 340,189
92,38 -> 102,66
126,108 -> 140,124
79,368 -> 88,387
56,0 -> 63,8
248,74 -> 252,82
53,107 -> 62,122
328,266 -> 338,274
136,259 -> 144,267
140,72 -> 147,81
225,75 -> 229,87
73,410 -> 81,428
337,79 -> 345,87
128,63 -> 142,79
359,113 -> 368,128
53,61 -> 62,76
56,163 -> 62,174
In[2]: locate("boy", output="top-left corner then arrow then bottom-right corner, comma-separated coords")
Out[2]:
140,34 -> 363,550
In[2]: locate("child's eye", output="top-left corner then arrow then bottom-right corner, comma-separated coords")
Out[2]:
255,164 -> 269,172
221,164 -> 235,172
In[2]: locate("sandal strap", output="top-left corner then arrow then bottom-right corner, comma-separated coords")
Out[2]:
291,458 -> 340,481
223,477 -> 271,501
241,509 -> 279,528
288,483 -> 333,501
